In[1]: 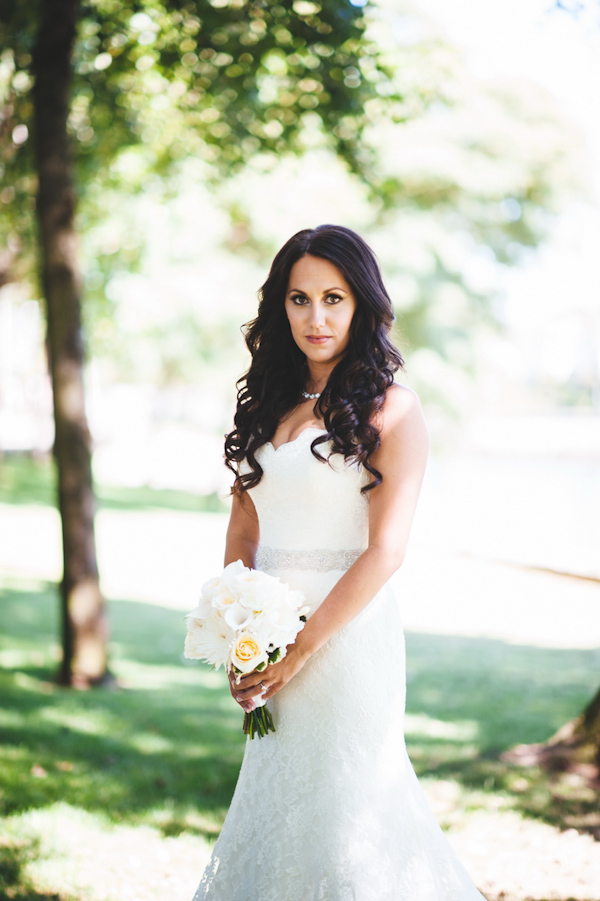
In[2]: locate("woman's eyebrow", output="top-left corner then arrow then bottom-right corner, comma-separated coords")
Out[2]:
287,286 -> 347,294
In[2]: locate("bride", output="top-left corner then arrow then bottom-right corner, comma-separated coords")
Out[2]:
193,225 -> 487,900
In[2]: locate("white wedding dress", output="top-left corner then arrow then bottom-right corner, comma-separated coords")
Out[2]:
193,428 -> 487,900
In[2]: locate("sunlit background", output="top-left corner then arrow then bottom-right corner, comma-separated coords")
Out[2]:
2,0 -> 598,584
1,0 -> 599,899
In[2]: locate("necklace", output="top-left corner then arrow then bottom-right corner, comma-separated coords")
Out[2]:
301,390 -> 321,400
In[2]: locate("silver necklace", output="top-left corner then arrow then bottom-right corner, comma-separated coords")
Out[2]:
301,390 -> 321,400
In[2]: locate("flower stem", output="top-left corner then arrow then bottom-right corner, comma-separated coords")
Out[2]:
242,704 -> 276,740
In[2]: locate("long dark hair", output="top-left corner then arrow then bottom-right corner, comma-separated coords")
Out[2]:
224,224 -> 404,495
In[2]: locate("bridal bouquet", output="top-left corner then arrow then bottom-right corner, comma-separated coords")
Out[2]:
184,560 -> 309,739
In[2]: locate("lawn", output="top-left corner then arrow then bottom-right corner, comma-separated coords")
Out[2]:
1,454 -> 599,899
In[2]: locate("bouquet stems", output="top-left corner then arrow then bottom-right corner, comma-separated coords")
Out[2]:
243,703 -> 275,740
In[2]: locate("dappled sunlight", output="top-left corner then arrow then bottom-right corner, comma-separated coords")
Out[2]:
40,705 -> 124,738
0,0 -> 598,894
404,712 -> 479,742
0,503 -> 62,584
0,648 -> 53,670
4,803 -> 211,901
2,583 -> 597,838
109,657 -> 218,690
0,501 -> 230,609
1,572 -> 599,898
127,731 -> 175,755
396,544 -> 600,651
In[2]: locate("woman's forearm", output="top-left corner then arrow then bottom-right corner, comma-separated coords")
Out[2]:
296,545 -> 401,658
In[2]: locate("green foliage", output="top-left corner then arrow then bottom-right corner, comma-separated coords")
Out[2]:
0,0 -> 582,397
0,0 -> 414,290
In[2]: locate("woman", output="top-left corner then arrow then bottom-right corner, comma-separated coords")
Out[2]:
193,225 -> 486,900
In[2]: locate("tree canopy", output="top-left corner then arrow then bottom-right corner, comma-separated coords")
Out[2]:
0,0 -> 426,286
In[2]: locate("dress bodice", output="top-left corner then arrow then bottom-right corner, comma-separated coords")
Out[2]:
247,428 -> 369,554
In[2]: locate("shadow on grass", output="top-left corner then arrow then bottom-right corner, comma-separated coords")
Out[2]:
1,582 -> 599,843
404,631 -> 600,839
0,584 -> 244,840
0,839 -> 65,900
0,452 -> 227,513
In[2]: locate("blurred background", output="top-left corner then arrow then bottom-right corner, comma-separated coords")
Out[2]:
1,0 -> 599,899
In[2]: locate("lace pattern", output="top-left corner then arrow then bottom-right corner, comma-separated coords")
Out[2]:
256,546 -> 363,573
193,424 -> 488,901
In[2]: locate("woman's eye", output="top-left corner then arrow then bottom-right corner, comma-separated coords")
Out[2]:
326,294 -> 343,304
290,294 -> 308,305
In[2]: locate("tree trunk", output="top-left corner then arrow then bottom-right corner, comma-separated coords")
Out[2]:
32,0 -> 109,687
504,685 -> 600,783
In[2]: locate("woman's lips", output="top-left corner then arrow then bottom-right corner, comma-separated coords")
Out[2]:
306,335 -> 331,344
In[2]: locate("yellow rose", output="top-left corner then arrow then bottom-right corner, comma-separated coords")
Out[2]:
231,631 -> 268,674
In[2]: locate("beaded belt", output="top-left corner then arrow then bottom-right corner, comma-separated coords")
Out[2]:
256,546 -> 363,573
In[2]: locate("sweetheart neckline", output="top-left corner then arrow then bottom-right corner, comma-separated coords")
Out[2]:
265,427 -> 328,453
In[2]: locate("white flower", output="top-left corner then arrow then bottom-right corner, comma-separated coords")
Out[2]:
267,607 -> 306,649
237,578 -> 283,613
184,611 -> 234,669
212,586 -> 240,610
221,559 -> 249,591
275,584 -> 305,611
201,575 -> 225,602
184,562 -> 310,674
185,596 -> 213,622
223,602 -> 255,632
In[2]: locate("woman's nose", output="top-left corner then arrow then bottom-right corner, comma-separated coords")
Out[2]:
308,303 -> 326,329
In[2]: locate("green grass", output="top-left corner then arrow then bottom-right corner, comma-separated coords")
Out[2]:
0,836 -> 67,901
0,584 -> 244,841
0,452 -> 228,513
404,632 -> 600,834
1,454 -> 599,897
1,581 -> 598,843
1,584 -> 598,900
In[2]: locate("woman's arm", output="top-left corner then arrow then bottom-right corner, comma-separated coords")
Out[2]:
236,384 -> 429,702
224,491 -> 261,712
224,491 -> 260,568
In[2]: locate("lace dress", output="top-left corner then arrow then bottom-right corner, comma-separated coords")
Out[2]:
193,428 -> 487,901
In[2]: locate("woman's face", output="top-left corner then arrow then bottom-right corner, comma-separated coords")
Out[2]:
285,254 -> 357,369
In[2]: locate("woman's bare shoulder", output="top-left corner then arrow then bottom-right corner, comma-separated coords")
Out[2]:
379,383 -> 426,433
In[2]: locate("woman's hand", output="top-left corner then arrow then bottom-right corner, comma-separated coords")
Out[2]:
228,668 -> 258,713
232,643 -> 310,707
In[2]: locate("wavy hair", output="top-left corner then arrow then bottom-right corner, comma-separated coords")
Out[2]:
224,224 -> 404,494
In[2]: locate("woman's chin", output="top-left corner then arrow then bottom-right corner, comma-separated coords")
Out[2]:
302,342 -> 346,364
